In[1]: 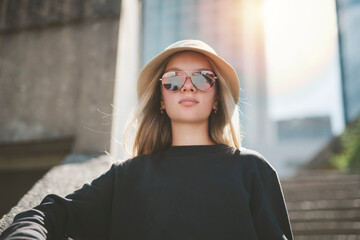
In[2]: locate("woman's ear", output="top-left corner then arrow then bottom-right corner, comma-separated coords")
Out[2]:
212,100 -> 218,110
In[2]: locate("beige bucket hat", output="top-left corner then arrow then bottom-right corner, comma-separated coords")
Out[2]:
137,39 -> 240,104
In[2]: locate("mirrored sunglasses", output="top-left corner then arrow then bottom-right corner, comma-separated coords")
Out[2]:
159,70 -> 217,92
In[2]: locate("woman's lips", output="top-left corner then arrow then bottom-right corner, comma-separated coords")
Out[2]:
179,98 -> 199,106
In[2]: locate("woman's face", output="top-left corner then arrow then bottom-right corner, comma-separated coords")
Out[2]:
160,51 -> 218,124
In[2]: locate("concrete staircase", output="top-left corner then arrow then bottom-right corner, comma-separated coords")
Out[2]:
281,170 -> 360,240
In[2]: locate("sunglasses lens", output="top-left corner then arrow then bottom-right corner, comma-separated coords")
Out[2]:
162,73 -> 184,91
192,72 -> 216,91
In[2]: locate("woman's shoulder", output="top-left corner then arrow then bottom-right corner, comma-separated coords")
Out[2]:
111,154 -> 157,173
237,147 -> 269,162
231,146 -> 277,177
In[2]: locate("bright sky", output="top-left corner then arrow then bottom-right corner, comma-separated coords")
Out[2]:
264,0 -> 345,135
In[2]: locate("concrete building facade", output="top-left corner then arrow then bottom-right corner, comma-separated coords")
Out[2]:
0,0 -> 120,155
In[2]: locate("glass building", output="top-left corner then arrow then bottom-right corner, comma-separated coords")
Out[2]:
337,0 -> 360,124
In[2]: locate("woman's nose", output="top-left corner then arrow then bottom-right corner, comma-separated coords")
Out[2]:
181,76 -> 196,93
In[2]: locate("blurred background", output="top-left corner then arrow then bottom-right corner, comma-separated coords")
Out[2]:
0,0 -> 359,238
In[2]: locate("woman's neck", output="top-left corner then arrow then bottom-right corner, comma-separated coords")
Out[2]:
170,121 -> 215,146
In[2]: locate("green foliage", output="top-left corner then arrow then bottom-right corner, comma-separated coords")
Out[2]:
330,116 -> 360,170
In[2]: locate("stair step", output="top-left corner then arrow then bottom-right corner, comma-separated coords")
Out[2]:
294,170 -> 360,177
295,235 -> 360,240
286,199 -> 360,211
283,189 -> 360,201
281,181 -> 360,191
283,172 -> 360,182
282,174 -> 360,183
289,209 -> 360,222
291,221 -> 360,235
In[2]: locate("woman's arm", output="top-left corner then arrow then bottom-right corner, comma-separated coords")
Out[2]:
250,170 -> 294,240
0,163 -> 120,240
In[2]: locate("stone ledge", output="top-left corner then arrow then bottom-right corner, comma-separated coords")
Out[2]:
0,153 -> 113,233
0,137 -> 74,170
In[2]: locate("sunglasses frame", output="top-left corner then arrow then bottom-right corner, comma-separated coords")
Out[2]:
159,70 -> 217,92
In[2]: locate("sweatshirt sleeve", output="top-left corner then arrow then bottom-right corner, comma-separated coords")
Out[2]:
0,163 -> 120,240
250,170 -> 294,240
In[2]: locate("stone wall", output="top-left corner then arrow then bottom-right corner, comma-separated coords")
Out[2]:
0,0 -> 121,153
0,0 -> 120,32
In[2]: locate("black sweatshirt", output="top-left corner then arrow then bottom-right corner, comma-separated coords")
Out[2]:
1,144 -> 293,240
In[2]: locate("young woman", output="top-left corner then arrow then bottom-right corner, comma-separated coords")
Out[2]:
1,40 -> 293,240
